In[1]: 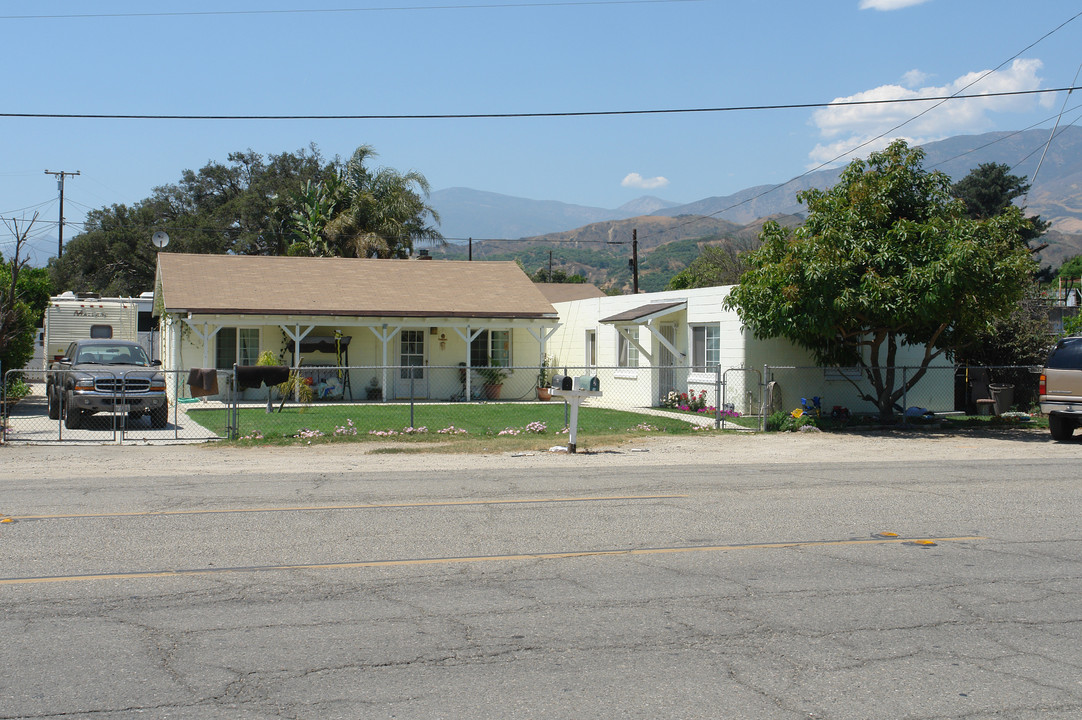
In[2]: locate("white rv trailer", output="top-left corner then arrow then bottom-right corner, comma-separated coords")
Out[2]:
42,292 -> 158,367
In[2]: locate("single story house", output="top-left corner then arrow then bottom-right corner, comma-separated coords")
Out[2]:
153,253 -> 561,402
545,285 -> 955,416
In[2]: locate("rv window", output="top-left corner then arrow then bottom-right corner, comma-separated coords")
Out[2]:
90,325 -> 113,339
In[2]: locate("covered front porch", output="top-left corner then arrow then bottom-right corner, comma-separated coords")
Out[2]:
161,314 -> 561,403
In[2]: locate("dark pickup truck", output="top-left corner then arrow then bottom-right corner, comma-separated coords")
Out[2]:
46,339 -> 168,429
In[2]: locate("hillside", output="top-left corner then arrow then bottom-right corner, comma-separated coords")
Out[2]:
428,128 -> 1082,285
431,214 -> 802,293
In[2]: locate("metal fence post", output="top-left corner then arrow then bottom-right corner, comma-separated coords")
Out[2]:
229,364 -> 238,440
901,367 -> 908,426
715,363 -> 722,430
761,364 -> 769,431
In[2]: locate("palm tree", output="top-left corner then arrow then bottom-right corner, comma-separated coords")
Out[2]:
287,145 -> 442,258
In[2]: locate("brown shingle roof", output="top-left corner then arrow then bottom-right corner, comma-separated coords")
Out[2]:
535,283 -> 607,304
156,254 -> 558,319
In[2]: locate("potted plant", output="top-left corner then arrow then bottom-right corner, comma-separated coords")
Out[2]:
477,361 -> 510,400
536,354 -> 555,400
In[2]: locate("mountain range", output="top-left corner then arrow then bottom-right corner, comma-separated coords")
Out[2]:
428,127 -> 1082,271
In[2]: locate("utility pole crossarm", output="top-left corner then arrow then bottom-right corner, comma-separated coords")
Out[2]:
44,169 -> 80,258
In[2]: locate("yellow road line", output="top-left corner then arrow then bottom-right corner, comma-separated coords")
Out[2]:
0,535 -> 983,586
8,494 -> 688,521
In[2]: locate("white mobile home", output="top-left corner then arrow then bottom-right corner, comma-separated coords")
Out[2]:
546,285 -> 954,417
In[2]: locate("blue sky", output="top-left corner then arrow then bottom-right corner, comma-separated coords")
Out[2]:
3,0 -> 1082,264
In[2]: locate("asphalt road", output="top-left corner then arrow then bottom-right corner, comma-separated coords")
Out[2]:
2,445 -> 1081,719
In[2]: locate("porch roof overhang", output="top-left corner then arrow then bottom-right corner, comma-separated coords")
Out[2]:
599,300 -> 687,325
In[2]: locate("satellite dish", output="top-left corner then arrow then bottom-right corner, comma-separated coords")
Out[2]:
151,231 -> 170,249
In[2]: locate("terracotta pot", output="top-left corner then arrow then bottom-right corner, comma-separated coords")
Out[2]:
536,387 -> 551,401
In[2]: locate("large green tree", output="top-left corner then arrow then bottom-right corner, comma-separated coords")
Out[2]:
951,162 -> 1049,249
724,140 -> 1036,420
1,216 -> 52,377
667,240 -> 753,290
951,163 -> 1053,377
50,144 -> 443,294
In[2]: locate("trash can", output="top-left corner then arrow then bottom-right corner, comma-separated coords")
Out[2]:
988,384 -> 1014,415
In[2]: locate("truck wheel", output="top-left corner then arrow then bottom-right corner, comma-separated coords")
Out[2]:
47,390 -> 59,420
63,399 -> 82,430
150,405 -> 168,429
1049,414 -> 1075,442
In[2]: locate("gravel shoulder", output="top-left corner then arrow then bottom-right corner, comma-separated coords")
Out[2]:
4,425 -> 1077,480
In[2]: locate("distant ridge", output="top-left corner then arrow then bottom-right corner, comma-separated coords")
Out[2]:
429,127 -> 1082,253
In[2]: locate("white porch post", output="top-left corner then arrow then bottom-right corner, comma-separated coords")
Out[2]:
370,324 -> 401,401
454,325 -> 486,400
280,324 -> 316,401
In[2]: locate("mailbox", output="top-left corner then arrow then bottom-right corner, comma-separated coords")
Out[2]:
551,374 -> 573,391
589,376 -> 600,391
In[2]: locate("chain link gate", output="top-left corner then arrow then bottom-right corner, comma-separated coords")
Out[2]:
721,367 -> 762,428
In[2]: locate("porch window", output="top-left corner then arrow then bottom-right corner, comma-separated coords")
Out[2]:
216,327 -> 260,369
618,328 -> 639,368
691,324 -> 719,373
470,330 -> 511,366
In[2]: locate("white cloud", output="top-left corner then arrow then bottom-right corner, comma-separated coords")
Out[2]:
901,69 -> 930,88
621,172 -> 670,190
859,0 -> 932,10
808,58 -> 1048,167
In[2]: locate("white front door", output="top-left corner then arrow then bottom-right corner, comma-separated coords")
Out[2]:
397,329 -> 427,399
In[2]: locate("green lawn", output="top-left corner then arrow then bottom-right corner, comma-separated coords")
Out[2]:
186,402 -> 726,449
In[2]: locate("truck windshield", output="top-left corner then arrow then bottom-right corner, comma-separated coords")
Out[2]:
76,346 -> 151,366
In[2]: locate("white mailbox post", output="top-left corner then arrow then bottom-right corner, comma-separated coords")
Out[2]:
550,388 -> 601,453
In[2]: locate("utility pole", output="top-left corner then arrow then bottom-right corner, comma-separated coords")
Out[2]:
44,169 -> 80,257
631,228 -> 639,294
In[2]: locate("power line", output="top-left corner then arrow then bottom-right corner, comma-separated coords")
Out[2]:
629,8 -> 1082,243
0,87 -> 1075,122
0,0 -> 700,21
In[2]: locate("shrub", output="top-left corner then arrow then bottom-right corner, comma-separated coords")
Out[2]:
765,410 -> 819,432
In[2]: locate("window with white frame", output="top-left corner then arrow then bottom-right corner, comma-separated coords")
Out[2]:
618,328 -> 639,368
691,324 -> 719,373
215,327 -> 260,369
470,329 -> 511,367
585,329 -> 597,367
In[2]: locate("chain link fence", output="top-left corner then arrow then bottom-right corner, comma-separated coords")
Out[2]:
1,362 -> 1045,443
2,368 -> 231,444
761,364 -> 1042,427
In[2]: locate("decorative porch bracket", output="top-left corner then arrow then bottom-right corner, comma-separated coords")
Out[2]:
526,324 -> 562,367
645,320 -> 685,363
614,325 -> 653,365
182,318 -> 223,370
